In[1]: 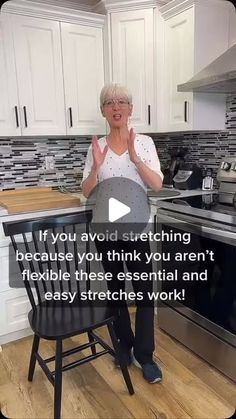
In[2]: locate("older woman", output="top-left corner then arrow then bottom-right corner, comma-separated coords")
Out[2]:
82,83 -> 163,383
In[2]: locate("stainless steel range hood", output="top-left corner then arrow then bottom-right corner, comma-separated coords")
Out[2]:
178,44 -> 236,93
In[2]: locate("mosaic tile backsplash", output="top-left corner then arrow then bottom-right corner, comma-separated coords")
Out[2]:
0,95 -> 235,190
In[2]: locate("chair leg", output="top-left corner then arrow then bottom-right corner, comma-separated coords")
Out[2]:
28,334 -> 40,381
107,322 -> 134,395
87,331 -> 96,355
54,340 -> 63,419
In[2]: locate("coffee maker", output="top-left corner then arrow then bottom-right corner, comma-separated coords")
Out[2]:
163,147 -> 188,187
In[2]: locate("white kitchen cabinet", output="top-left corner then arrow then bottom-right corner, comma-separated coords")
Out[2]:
162,8 -> 194,131
11,15 -> 66,136
0,14 -> 20,136
0,289 -> 31,344
110,9 -> 155,133
159,0 -> 233,132
61,22 -> 105,135
0,240 -> 31,345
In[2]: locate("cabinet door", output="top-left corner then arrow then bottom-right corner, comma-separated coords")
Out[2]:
0,289 -> 31,340
12,15 -> 66,136
0,15 -> 20,136
111,9 -> 155,133
164,9 -> 194,131
0,244 -> 30,341
61,22 -> 105,135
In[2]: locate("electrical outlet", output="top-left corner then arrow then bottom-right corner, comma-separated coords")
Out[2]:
45,156 -> 55,171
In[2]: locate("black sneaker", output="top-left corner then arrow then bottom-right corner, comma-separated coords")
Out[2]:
132,351 -> 162,383
114,346 -> 132,368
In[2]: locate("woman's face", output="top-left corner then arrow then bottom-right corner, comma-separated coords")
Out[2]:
101,95 -> 133,129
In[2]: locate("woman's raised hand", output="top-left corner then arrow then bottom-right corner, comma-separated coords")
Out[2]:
127,128 -> 140,165
91,136 -> 108,172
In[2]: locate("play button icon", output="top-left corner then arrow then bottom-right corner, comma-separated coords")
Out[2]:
109,198 -> 131,222
86,177 -> 150,239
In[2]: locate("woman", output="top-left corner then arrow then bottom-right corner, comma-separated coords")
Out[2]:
82,83 -> 163,383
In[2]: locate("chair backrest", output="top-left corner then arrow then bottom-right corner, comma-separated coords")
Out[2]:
3,211 -> 93,310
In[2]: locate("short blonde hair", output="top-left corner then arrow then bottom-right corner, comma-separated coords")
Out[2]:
100,83 -> 132,107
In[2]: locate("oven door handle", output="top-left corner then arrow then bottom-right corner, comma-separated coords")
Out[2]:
200,225 -> 236,240
155,212 -> 236,243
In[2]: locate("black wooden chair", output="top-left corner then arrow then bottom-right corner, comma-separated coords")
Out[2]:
3,211 -> 134,419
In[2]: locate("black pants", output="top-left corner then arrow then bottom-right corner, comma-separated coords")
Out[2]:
95,239 -> 154,364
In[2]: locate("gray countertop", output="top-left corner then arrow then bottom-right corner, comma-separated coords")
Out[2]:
148,188 -> 214,203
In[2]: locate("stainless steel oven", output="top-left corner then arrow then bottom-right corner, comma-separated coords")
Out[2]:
154,191 -> 236,382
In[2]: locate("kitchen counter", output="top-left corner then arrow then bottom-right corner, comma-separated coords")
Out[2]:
0,188 -> 215,223
149,188 -> 214,204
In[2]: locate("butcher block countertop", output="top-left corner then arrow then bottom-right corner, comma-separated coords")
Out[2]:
0,187 -> 81,214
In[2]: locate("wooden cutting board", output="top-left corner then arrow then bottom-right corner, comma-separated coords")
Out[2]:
0,187 -> 81,214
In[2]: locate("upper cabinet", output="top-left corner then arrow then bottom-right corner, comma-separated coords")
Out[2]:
0,15 -> 20,136
0,3 -> 106,137
12,15 -> 66,136
161,8 -> 195,131
109,9 -> 155,133
1,0 -> 235,136
159,0 -> 235,132
61,23 -> 105,135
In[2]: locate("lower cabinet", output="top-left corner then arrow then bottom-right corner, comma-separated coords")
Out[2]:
0,290 -> 32,345
0,243 -> 31,345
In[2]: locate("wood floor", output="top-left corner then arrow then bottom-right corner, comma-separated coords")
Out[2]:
0,312 -> 235,419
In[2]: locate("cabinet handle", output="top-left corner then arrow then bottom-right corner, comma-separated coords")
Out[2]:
148,105 -> 151,125
184,101 -> 188,123
14,106 -> 19,128
69,107 -> 73,128
23,106 -> 28,128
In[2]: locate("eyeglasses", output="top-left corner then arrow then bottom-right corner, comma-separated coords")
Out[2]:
103,98 -> 130,108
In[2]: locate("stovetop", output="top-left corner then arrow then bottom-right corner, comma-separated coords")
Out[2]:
157,192 -> 236,226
